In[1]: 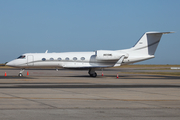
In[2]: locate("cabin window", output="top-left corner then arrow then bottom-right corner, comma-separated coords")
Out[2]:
58,58 -> 62,61
73,57 -> 77,61
65,57 -> 69,61
42,58 -> 46,61
17,55 -> 26,59
103,54 -> 112,56
50,58 -> 54,61
81,57 -> 85,60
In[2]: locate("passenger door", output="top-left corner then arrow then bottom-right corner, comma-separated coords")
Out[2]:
27,55 -> 34,66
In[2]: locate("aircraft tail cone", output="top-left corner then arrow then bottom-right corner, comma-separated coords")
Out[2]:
27,71 -> 29,76
116,73 -> 119,79
4,72 -> 7,76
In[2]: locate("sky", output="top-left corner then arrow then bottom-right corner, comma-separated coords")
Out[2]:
0,0 -> 180,64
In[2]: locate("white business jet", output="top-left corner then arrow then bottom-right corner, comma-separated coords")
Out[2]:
6,31 -> 173,77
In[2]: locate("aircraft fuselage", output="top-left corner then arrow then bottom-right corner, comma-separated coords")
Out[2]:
6,31 -> 173,77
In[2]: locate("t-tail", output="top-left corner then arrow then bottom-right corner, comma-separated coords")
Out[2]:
121,31 -> 174,64
132,32 -> 174,55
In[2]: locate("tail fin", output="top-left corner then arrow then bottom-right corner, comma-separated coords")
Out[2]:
132,32 -> 173,55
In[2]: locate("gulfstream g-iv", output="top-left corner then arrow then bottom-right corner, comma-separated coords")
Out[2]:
6,32 -> 173,77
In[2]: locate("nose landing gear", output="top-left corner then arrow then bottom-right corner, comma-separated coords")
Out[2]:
18,69 -> 25,77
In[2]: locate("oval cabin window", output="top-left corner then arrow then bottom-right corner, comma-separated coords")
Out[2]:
58,58 -> 62,61
73,57 -> 77,61
81,57 -> 85,60
42,58 -> 46,61
50,58 -> 54,61
65,57 -> 69,61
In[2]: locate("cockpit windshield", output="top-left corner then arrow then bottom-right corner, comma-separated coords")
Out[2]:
17,55 -> 26,59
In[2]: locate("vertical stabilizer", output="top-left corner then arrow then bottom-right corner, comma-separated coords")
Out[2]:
132,32 -> 173,56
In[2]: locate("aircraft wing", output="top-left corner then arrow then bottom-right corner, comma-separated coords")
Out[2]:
63,64 -> 111,69
63,55 -> 126,69
113,55 -> 125,67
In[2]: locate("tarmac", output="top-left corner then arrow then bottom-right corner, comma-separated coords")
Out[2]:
0,67 -> 180,120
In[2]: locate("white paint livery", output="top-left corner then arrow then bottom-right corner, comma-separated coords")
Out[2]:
6,31 -> 173,77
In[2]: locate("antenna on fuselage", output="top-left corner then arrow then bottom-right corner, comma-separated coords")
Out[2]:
45,50 -> 48,53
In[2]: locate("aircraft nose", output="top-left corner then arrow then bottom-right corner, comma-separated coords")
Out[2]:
6,61 -> 15,67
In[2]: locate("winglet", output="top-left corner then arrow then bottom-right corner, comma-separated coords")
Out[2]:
45,50 -> 48,53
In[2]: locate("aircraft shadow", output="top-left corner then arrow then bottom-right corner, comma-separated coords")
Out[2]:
0,74 -> 180,80
65,75 -> 180,80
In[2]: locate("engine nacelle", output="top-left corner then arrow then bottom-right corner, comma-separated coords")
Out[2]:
95,50 -> 128,60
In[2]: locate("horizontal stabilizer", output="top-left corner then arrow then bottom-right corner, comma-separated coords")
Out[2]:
146,31 -> 174,34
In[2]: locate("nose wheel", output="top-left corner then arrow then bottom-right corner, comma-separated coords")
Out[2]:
18,69 -> 25,77
18,73 -> 23,77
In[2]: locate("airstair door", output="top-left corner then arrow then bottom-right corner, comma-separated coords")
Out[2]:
27,55 -> 34,66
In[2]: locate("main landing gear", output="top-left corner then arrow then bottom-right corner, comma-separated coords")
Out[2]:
88,68 -> 97,77
18,69 -> 25,77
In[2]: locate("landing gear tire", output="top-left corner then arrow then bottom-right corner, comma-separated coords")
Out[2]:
18,69 -> 25,77
88,68 -> 97,77
90,72 -> 97,77
18,73 -> 23,77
